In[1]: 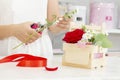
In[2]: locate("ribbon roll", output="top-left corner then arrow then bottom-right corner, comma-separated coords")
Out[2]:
0,53 -> 58,71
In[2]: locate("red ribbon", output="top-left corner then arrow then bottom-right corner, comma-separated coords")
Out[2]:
0,54 -> 58,71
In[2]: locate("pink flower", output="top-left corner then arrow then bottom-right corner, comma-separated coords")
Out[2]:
31,23 -> 39,29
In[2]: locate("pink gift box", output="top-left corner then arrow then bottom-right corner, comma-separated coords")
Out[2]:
90,3 -> 115,29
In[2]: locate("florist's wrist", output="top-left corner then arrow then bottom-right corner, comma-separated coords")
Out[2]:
48,25 -> 66,34
9,24 -> 18,37
48,25 -> 58,33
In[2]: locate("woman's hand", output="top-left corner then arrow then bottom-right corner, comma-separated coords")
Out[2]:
12,22 -> 41,44
49,17 -> 71,33
57,17 -> 71,30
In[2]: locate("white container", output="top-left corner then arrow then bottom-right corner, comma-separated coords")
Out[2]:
90,3 -> 115,29
68,5 -> 87,26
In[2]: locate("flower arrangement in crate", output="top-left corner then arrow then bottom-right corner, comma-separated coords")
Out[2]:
62,24 -> 112,69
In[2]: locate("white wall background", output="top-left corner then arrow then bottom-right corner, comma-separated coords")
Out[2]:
12,0 -> 46,24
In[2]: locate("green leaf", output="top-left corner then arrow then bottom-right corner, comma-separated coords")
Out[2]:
101,38 -> 112,48
94,33 -> 112,48
94,33 -> 106,41
81,25 -> 87,31
95,41 -> 102,46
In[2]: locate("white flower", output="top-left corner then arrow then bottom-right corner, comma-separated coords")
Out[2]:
82,32 -> 93,40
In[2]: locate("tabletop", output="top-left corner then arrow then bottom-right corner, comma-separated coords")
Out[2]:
0,54 -> 120,80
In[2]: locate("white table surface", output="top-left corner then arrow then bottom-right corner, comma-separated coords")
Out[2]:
0,55 -> 120,80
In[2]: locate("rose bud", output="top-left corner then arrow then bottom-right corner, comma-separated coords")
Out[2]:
31,23 -> 39,29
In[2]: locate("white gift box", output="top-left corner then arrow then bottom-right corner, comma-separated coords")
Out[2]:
62,43 -> 106,69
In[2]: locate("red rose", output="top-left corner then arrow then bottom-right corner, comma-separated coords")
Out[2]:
31,23 -> 39,29
63,29 -> 85,43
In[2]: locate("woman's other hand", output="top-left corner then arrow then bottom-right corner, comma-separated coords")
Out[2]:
49,17 -> 71,33
56,17 -> 71,30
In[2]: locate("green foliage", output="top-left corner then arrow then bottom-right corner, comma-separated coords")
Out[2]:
45,15 -> 57,27
94,33 -> 112,48
88,37 -> 95,43
45,9 -> 77,28
81,25 -> 87,31
63,9 -> 77,20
